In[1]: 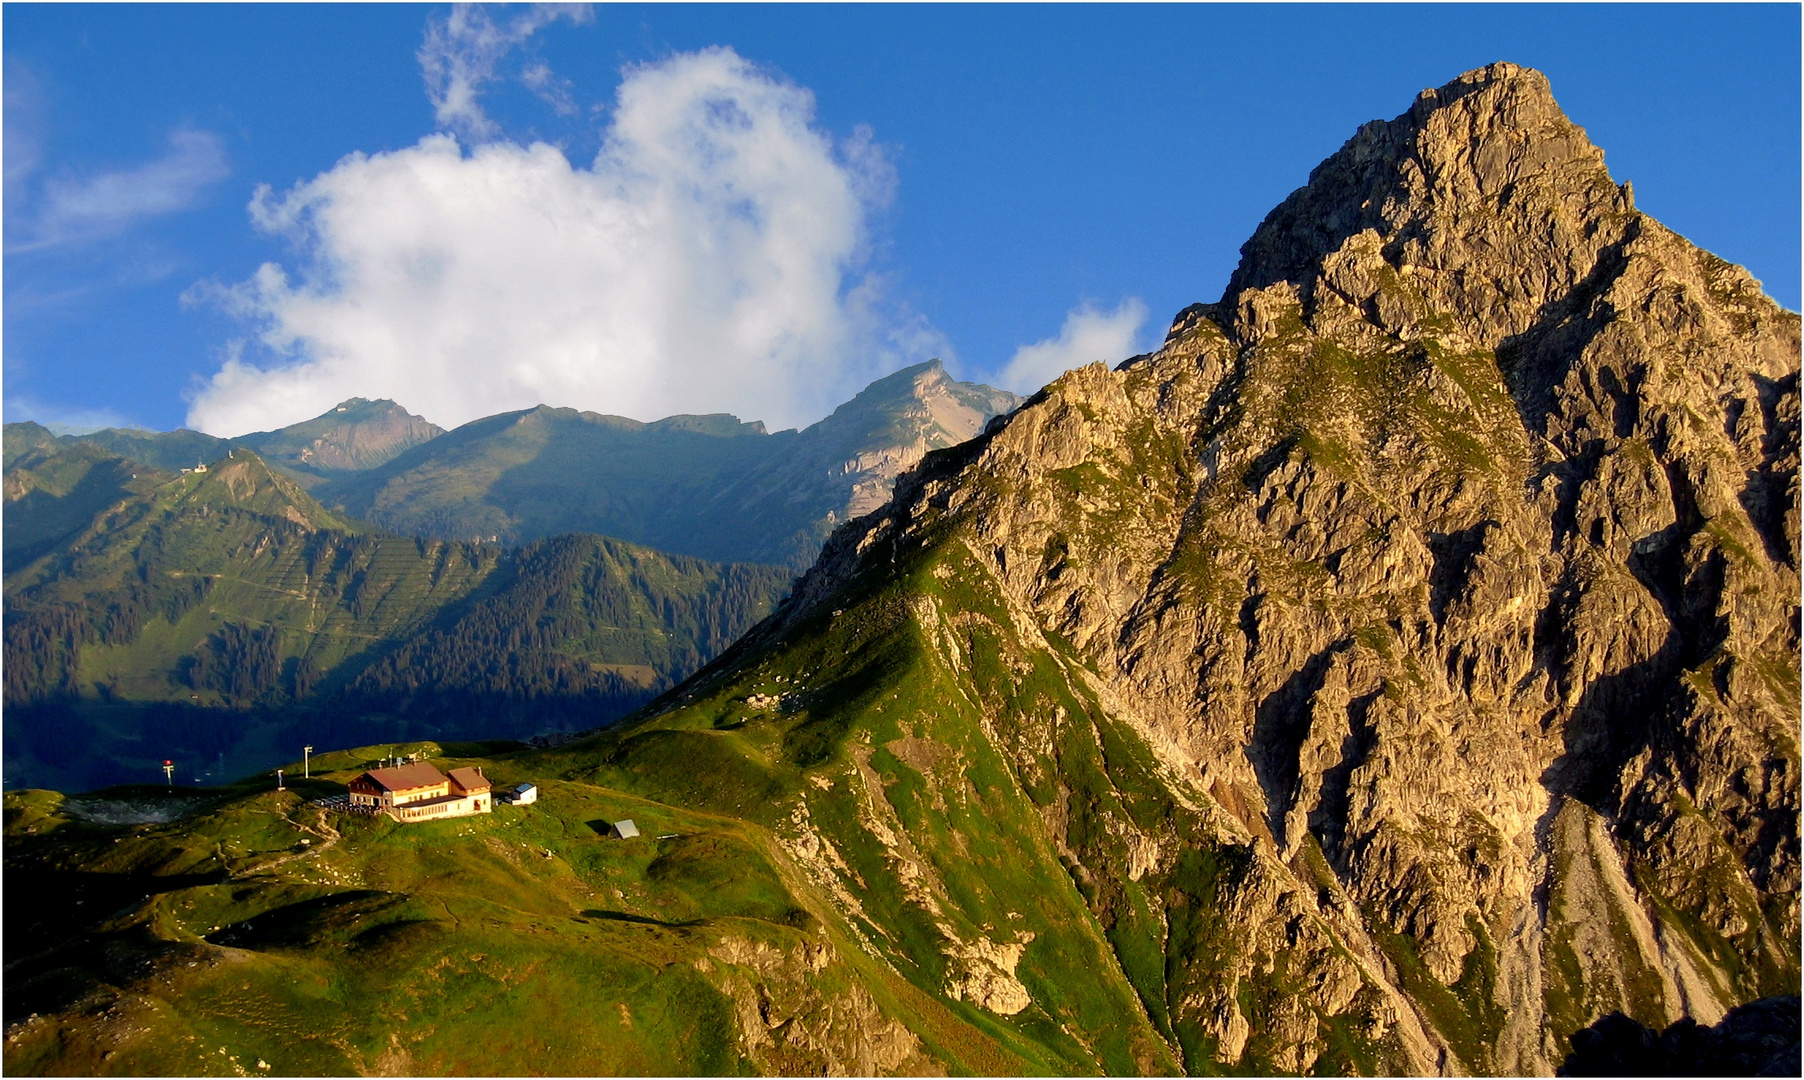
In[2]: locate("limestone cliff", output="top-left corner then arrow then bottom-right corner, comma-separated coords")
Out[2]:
762,62 -> 1798,1073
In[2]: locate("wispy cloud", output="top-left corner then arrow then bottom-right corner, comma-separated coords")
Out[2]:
4,64 -> 47,202
419,2 -> 593,140
17,129 -> 230,251
994,299 -> 1149,395
186,46 -> 924,438
521,61 -> 580,117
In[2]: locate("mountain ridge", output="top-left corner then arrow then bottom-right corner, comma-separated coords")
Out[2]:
9,361 -> 1020,571
312,359 -> 1020,567
2,444 -> 790,793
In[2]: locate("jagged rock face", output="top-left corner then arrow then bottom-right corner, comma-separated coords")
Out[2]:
713,360 -> 1022,559
785,63 -> 1799,1073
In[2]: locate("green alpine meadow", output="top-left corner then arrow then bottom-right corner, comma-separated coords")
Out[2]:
5,63 -> 1799,1077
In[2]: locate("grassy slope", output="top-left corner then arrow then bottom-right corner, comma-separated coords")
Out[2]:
535,510 -> 1403,1075
3,421 -> 63,468
2,444 -> 173,569
56,428 -> 238,476
3,741 -> 1044,1077
0,530 -> 1193,1075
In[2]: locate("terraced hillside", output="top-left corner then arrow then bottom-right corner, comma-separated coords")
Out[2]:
3,447 -> 788,794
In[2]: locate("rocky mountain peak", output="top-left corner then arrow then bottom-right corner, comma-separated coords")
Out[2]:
237,398 -> 445,475
1225,62 -> 1634,352
771,64 -> 1797,1074
782,361 -> 1021,522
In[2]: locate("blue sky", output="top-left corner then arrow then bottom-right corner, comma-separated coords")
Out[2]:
5,3 -> 1799,436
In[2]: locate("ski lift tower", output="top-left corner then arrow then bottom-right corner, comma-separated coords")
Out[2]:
304,745 -> 314,779
162,760 -> 174,786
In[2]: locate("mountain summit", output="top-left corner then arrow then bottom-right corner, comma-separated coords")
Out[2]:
707,61 -> 1801,1072
235,398 -> 445,475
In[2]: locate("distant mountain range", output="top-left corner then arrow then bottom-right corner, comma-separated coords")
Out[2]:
2,361 -> 1017,792
10,360 -> 1020,570
2,446 -> 789,792
5,396 -> 444,480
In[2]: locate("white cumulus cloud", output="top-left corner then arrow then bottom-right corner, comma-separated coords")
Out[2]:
187,47 -> 914,438
994,298 -> 1149,395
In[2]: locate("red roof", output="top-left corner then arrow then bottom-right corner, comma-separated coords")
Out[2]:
447,767 -> 491,794
359,762 -> 449,793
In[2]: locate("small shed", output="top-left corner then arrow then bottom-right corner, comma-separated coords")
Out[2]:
508,783 -> 538,806
604,819 -> 640,839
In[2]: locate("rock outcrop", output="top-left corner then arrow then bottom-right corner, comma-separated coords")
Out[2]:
758,62 -> 1798,1073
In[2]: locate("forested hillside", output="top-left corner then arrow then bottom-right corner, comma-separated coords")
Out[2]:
2,446 -> 788,793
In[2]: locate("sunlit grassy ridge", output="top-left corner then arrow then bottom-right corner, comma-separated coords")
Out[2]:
4,728 -> 1064,1076
7,765 -> 782,1074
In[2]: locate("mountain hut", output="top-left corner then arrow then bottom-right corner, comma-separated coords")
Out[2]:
346,762 -> 493,822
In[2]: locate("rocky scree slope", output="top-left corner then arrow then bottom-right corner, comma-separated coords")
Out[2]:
688,62 -> 1798,1074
